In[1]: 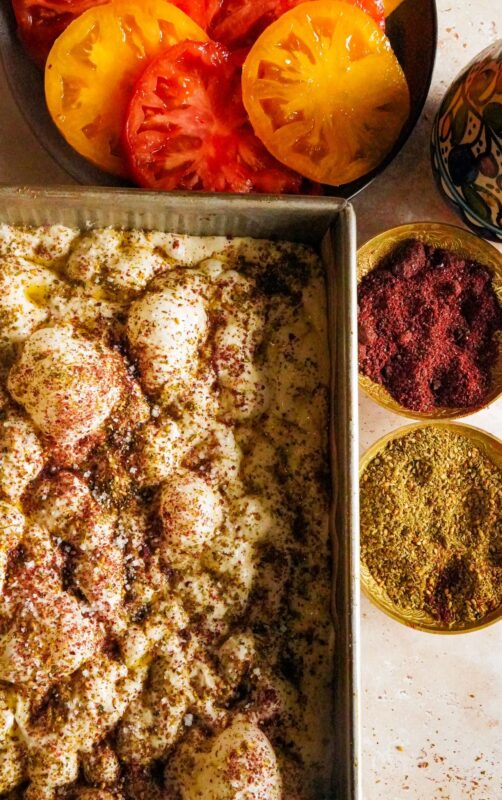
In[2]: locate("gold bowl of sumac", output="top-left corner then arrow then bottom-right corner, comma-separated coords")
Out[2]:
357,222 -> 502,419
359,421 -> 502,634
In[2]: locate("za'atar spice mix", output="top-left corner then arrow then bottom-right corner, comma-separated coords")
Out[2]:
360,426 -> 502,626
358,239 -> 502,413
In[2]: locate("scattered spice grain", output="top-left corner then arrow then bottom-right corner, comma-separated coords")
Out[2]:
360,426 -> 502,625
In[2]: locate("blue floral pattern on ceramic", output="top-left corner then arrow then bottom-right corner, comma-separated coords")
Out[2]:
431,40 -> 502,242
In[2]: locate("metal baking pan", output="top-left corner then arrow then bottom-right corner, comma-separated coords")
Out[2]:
0,187 -> 360,800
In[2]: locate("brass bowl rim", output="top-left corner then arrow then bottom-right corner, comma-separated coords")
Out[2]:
357,221 -> 502,421
359,420 -> 502,634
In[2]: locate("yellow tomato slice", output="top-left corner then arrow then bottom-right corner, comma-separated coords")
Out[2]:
45,0 -> 207,176
242,0 -> 410,186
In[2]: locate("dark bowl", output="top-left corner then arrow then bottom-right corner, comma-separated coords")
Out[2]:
0,0 -> 437,194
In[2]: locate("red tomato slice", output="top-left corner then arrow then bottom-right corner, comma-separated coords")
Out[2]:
123,40 -> 303,193
208,0 -> 281,50
208,0 -> 384,51
11,0 -> 108,66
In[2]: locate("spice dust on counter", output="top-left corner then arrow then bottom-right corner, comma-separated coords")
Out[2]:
358,239 -> 502,413
360,426 -> 501,625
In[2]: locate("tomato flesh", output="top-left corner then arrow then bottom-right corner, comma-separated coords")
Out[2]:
12,0 -> 223,67
242,0 -> 409,186
208,0 -> 281,51
208,0 -> 384,51
123,40 -> 303,193
45,0 -> 208,176
12,0 -> 108,66
168,0 -> 222,30
358,0 -> 385,27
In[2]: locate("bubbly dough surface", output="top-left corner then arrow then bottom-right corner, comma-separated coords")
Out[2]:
8,325 -> 124,450
166,717 -> 283,800
0,226 -> 332,800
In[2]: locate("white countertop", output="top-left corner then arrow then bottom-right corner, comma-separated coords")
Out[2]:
353,3 -> 502,798
0,1 -> 500,797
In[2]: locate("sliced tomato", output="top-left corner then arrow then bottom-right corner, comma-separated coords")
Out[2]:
123,40 -> 303,193
311,0 -> 384,29
208,0 -> 384,51
12,0 -> 221,68
208,0 -> 282,50
12,0 -> 108,66
242,0 -> 409,186
45,0 -> 208,176
168,0 -> 222,30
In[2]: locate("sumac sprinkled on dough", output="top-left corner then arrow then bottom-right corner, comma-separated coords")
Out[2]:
0,226 -> 332,800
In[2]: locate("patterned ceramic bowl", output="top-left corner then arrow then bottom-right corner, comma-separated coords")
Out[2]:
431,40 -> 502,242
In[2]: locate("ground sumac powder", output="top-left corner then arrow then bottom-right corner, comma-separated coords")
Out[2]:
358,239 -> 502,412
